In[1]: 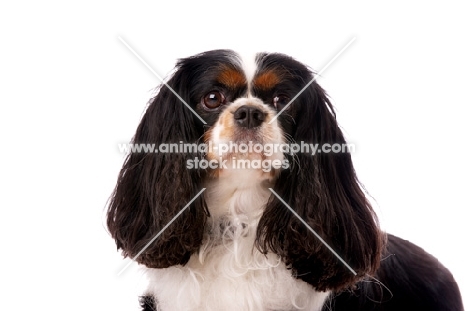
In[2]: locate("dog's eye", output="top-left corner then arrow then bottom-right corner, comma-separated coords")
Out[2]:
273,95 -> 290,110
203,91 -> 226,109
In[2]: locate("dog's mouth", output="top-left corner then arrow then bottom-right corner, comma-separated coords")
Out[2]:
230,128 -> 264,149
205,115 -> 282,159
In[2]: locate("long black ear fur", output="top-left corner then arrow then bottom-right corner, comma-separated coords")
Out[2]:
257,77 -> 384,291
107,65 -> 207,268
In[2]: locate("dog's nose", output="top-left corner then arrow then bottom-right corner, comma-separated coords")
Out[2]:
233,106 -> 265,128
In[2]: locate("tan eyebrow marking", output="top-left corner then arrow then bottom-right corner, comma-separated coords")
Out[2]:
253,70 -> 280,90
217,66 -> 247,89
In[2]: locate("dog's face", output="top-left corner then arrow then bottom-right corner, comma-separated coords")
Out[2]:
108,50 -> 383,292
174,50 -> 317,179
190,51 -> 300,130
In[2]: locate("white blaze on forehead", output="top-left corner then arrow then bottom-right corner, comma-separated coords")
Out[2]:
238,51 -> 258,90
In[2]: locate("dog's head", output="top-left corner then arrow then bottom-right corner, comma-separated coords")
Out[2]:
107,50 -> 383,291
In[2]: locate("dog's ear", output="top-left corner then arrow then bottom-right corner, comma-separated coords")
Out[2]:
107,65 -> 207,268
257,79 -> 383,291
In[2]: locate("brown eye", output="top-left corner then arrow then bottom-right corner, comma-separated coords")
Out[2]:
273,95 -> 290,110
203,91 -> 225,109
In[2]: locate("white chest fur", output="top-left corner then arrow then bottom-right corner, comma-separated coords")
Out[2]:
145,172 -> 328,311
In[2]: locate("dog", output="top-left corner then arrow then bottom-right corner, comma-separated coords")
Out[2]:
107,50 -> 463,310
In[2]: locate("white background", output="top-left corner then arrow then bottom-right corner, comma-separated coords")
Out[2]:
1,1 -> 466,309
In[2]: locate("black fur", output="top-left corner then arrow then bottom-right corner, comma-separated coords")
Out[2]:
107,50 -> 247,268
324,234 -> 464,310
254,53 -> 383,291
139,296 -> 157,311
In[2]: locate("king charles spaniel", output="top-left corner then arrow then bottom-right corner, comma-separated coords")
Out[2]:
107,50 -> 463,311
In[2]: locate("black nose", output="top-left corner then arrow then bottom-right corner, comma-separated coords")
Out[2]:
233,106 -> 265,128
